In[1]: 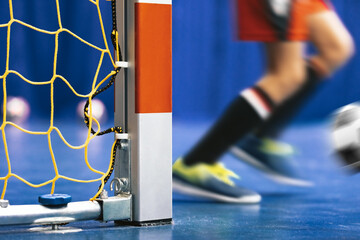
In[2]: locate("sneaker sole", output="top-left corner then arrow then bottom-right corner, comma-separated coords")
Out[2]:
230,146 -> 314,187
173,178 -> 261,204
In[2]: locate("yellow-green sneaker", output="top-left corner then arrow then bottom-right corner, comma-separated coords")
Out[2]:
230,134 -> 313,187
172,158 -> 261,203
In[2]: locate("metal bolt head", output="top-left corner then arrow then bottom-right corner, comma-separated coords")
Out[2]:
0,200 -> 9,208
100,190 -> 109,199
120,141 -> 129,150
120,178 -> 129,192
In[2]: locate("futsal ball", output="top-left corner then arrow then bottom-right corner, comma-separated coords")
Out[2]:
331,102 -> 360,172
77,99 -> 107,123
5,96 -> 30,123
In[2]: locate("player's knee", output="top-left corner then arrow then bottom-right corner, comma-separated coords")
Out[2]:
292,66 -> 307,86
260,63 -> 307,103
283,66 -> 307,89
341,35 -> 355,63
324,35 -> 355,70
274,66 -> 307,94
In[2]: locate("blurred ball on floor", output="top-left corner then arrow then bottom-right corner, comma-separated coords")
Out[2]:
4,96 -> 30,123
77,99 -> 107,123
331,102 -> 360,173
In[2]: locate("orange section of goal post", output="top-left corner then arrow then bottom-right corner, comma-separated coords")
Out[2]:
135,2 -> 172,113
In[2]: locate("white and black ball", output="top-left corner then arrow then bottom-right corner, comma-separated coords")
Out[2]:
331,103 -> 360,172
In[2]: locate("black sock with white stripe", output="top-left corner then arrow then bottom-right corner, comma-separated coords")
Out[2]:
183,86 -> 274,166
255,64 -> 323,139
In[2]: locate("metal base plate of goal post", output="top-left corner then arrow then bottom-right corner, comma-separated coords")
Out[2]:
96,194 -> 132,222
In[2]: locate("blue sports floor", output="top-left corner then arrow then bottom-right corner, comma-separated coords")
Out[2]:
1,120 -> 360,239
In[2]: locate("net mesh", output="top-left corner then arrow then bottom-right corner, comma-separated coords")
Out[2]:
0,0 -> 121,201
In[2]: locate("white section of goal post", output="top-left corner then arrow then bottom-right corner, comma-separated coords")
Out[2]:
132,113 -> 172,222
114,0 -> 172,224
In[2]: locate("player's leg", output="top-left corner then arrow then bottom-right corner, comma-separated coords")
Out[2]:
308,10 -> 354,77
173,41 -> 309,201
256,4 -> 355,139
173,1 -> 309,201
182,42 -> 305,167
230,41 -> 315,186
256,42 -> 306,104
232,6 -> 355,185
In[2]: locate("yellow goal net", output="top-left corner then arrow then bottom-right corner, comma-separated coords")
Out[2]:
0,0 -> 122,201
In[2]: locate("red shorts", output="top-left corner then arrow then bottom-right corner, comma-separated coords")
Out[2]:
236,0 -> 332,42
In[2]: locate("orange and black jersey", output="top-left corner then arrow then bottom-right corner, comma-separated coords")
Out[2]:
236,0 -> 332,42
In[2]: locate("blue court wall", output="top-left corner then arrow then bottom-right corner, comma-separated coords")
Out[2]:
0,1 -> 359,123
172,0 -> 360,122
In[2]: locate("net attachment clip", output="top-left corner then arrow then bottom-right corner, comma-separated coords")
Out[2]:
116,61 -> 129,68
115,133 -> 130,151
115,133 -> 129,140
110,178 -> 129,195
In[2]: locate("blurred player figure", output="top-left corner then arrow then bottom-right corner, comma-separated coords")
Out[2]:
173,0 -> 355,203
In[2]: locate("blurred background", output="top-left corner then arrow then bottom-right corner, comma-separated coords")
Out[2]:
173,0 -> 360,123
1,1 -> 360,237
0,0 -> 359,124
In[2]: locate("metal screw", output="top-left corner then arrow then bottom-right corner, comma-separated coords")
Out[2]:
120,178 -> 129,192
120,141 -> 129,150
100,190 -> 109,199
0,200 -> 9,208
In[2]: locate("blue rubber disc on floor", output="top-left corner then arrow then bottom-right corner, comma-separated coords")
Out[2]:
38,194 -> 72,206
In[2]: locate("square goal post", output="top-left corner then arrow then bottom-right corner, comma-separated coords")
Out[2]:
114,0 -> 173,225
